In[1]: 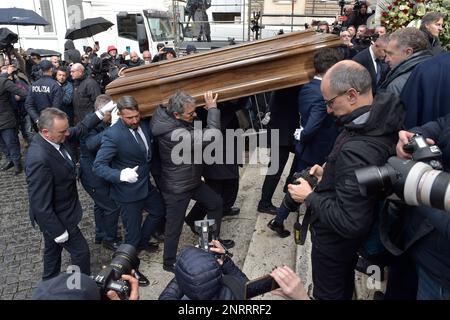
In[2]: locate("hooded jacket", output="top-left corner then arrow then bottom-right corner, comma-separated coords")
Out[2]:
150,105 -> 220,194
159,246 -> 248,300
72,73 -> 101,124
305,92 -> 405,245
63,40 -> 81,64
379,50 -> 432,95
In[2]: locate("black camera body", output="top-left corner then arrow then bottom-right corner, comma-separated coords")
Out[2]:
282,168 -> 319,212
94,244 -> 140,300
355,134 -> 450,212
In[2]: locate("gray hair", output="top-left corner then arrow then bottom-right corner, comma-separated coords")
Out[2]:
71,63 -> 84,72
167,91 -> 196,115
375,34 -> 390,45
94,94 -> 112,111
116,95 -> 139,112
38,108 -> 68,131
328,62 -> 372,95
389,27 -> 428,52
420,12 -> 445,31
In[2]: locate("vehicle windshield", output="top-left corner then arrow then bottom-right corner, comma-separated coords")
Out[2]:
147,16 -> 174,41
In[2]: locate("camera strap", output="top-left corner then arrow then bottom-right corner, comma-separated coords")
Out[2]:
294,206 -> 312,245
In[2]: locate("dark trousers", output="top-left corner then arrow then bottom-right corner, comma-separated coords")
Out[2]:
0,128 -> 21,163
81,180 -> 120,243
311,234 -> 359,300
259,146 -> 295,206
187,178 -> 238,220
42,227 -> 90,280
162,182 -> 223,266
118,185 -> 165,248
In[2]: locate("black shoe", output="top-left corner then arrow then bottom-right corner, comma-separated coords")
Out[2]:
134,269 -> 150,287
257,203 -> 278,215
219,238 -> 235,249
137,242 -> 159,253
152,231 -> 165,242
102,240 -> 121,251
223,207 -> 240,216
14,163 -> 23,175
0,161 -> 13,171
267,219 -> 291,238
163,263 -> 175,273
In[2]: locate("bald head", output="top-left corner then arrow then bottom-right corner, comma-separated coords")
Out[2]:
130,51 -> 140,63
321,60 -> 373,117
70,63 -> 85,80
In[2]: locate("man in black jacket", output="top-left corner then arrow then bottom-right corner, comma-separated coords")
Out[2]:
70,63 -> 101,124
287,60 -> 405,299
0,67 -> 28,174
151,90 -> 233,273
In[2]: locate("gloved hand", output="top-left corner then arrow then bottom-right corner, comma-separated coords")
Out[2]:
54,230 -> 69,244
95,101 -> 116,120
120,166 -> 139,183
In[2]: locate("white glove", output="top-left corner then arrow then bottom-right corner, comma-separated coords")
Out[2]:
54,230 -> 69,243
95,101 -> 116,120
110,106 -> 119,126
120,166 -> 139,183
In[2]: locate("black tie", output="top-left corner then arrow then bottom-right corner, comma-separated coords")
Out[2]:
133,129 -> 148,155
59,144 -> 74,169
375,59 -> 382,83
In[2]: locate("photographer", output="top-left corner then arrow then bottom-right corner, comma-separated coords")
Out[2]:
386,116 -> 450,300
32,271 -> 139,300
159,240 -> 248,300
286,60 -> 404,299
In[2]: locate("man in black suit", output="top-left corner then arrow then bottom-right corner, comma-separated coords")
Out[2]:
353,34 -> 389,95
25,104 -> 114,280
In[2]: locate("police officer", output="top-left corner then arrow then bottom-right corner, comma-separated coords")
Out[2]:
24,60 -> 63,126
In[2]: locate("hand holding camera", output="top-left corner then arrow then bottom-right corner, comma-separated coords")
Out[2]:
106,273 -> 139,300
396,130 -> 435,160
270,266 -> 310,300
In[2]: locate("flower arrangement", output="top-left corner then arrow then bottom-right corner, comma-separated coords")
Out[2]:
379,0 -> 450,50
379,0 -> 420,32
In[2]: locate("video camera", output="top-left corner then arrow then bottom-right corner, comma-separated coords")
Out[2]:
94,244 -> 144,300
194,219 -> 233,261
355,134 -> 450,212
0,28 -> 18,62
282,168 -> 319,212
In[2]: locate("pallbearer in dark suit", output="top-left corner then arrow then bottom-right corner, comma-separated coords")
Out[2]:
93,96 -> 165,253
25,104 -> 114,280
352,35 -> 390,95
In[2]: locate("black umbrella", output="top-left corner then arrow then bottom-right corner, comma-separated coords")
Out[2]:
26,48 -> 61,57
65,17 -> 114,40
0,8 -> 49,26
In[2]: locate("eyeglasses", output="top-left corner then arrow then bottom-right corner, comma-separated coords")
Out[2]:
324,89 -> 359,108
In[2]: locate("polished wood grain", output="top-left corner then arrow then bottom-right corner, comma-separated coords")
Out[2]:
106,30 -> 342,117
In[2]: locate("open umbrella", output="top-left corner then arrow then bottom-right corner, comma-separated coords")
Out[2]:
65,17 -> 114,40
0,8 -> 49,26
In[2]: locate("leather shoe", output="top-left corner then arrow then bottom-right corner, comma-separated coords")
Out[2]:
218,238 -> 235,249
163,263 -> 175,273
0,161 -> 13,171
102,240 -> 121,251
267,219 -> 291,238
223,207 -> 240,216
137,242 -> 159,253
257,203 -> 278,215
134,269 -> 150,287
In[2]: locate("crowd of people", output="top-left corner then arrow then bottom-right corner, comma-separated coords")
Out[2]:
0,2 -> 449,301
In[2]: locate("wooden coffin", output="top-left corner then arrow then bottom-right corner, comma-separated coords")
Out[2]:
106,30 -> 342,117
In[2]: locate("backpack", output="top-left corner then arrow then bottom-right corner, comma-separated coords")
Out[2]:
221,275 -> 245,300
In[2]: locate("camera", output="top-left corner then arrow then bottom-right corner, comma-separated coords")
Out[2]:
282,168 -> 319,212
94,244 -> 142,300
194,219 -> 232,260
355,134 -> 450,212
